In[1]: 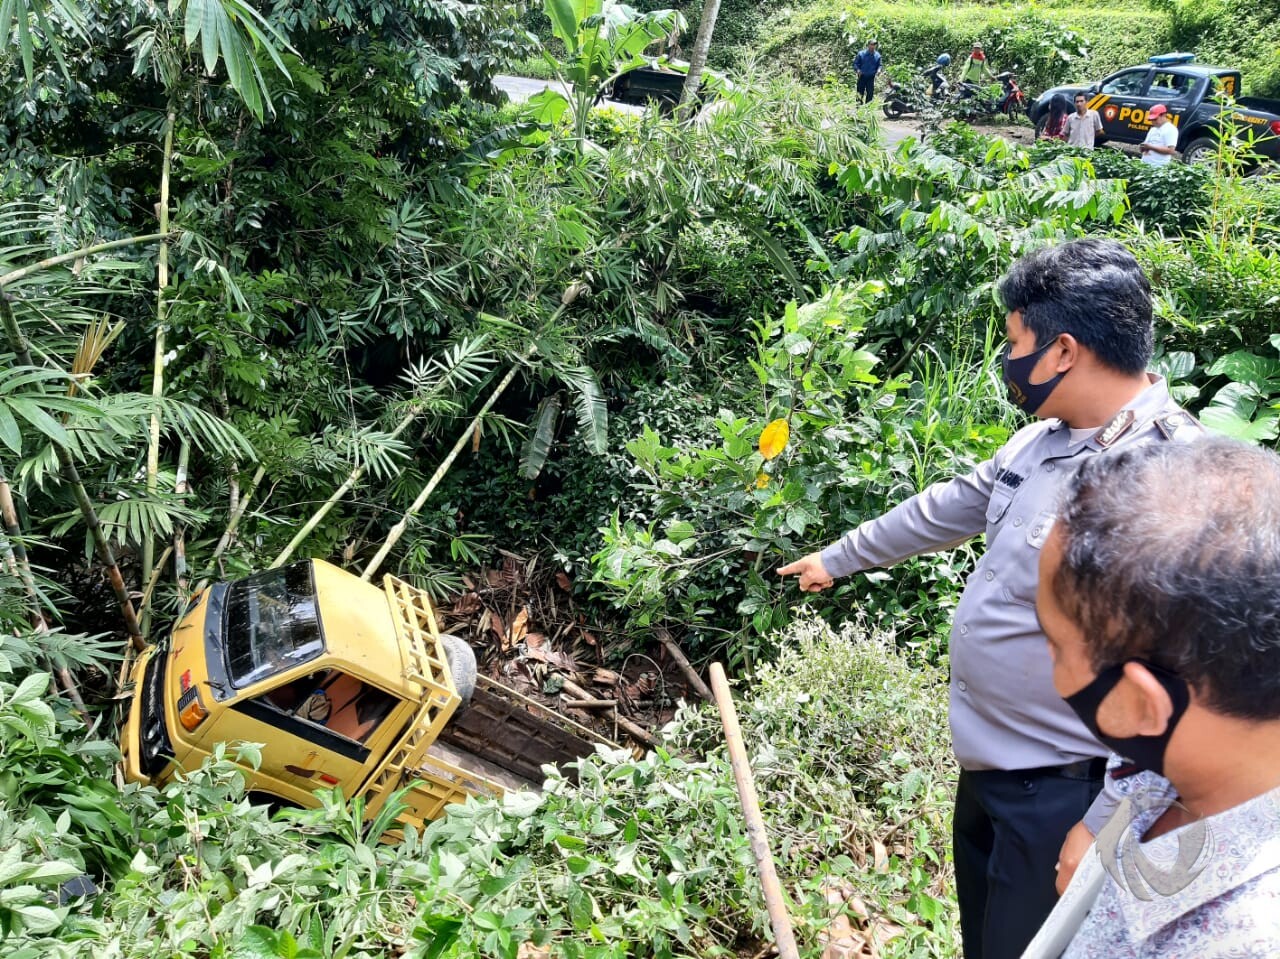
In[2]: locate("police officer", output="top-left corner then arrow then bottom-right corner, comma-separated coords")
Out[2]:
778,239 -> 1201,959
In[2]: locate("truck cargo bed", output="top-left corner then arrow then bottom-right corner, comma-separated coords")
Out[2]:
436,674 -> 616,785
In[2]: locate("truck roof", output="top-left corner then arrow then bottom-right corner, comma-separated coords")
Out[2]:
310,559 -> 416,698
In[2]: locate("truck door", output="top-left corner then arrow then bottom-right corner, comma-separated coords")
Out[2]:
226,669 -> 404,806
1091,67 -> 1152,142
1140,69 -> 1196,132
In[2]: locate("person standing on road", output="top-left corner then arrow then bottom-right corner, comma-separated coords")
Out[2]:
960,41 -> 995,95
777,239 -> 1202,959
1065,93 -> 1104,148
853,39 -> 883,103
1023,438 -> 1280,959
1139,103 -> 1178,165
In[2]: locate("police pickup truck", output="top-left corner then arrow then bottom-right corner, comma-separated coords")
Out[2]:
1030,53 -> 1280,165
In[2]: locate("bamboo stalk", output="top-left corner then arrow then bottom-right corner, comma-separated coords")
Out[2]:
142,106 -> 177,631
269,405 -> 424,570
360,360 -> 529,582
173,441 -> 190,596
0,232 -> 173,289
656,627 -> 713,701
0,296 -> 145,650
196,463 -> 265,592
709,663 -> 800,959
139,544 -> 174,613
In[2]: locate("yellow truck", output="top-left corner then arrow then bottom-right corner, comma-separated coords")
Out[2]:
121,559 -> 612,829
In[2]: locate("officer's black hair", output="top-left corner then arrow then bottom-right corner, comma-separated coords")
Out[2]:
1051,437 -> 1280,721
997,238 -> 1153,374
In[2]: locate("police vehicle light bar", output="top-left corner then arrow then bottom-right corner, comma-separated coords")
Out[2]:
1148,52 -> 1196,66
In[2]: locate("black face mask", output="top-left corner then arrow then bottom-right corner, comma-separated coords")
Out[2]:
1001,339 -> 1066,414
1063,660 -> 1191,777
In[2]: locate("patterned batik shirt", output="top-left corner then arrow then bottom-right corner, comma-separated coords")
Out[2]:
1042,780 -> 1280,958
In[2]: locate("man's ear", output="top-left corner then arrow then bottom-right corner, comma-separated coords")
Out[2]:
1122,660 -> 1175,737
1052,333 -> 1081,373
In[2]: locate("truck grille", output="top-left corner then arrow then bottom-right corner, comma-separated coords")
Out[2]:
138,650 -> 174,776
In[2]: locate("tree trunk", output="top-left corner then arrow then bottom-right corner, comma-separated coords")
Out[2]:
0,295 -> 146,650
677,0 -> 722,120
142,106 -> 177,632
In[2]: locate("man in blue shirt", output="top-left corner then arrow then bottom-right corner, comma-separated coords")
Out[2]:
853,40 -> 882,102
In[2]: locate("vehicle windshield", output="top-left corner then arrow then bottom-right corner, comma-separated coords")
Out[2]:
224,564 -> 324,687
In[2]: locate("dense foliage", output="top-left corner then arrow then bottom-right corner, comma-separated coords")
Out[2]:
1,619 -> 955,958
4,0 -> 1280,955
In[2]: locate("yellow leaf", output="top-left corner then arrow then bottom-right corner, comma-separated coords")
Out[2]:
759,418 -> 790,461
754,471 -> 770,489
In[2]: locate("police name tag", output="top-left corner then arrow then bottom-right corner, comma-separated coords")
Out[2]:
1093,409 -> 1135,448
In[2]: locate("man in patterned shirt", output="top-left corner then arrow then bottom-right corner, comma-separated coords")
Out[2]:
1026,437 -> 1280,958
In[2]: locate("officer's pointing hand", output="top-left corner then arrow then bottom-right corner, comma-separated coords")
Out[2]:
777,553 -> 835,593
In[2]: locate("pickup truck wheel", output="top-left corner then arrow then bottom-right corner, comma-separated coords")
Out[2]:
1181,137 -> 1219,165
1033,114 -> 1048,139
440,633 -> 477,707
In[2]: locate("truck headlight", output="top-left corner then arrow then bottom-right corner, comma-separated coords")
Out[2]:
177,686 -> 209,731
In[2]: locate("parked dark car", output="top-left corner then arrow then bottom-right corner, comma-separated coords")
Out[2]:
607,63 -> 714,112
1029,54 -> 1280,165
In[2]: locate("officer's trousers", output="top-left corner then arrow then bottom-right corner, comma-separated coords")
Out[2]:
953,766 -> 1103,959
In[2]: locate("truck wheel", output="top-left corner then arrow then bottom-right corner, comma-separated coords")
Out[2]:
1033,114 -> 1048,139
440,633 -> 477,707
1181,137 -> 1219,165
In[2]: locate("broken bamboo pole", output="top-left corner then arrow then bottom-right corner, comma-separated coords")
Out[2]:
656,627 -> 712,701
560,676 -> 656,747
709,662 -> 800,959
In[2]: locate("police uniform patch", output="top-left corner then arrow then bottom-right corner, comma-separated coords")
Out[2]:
1154,411 -> 1205,442
1093,409 -> 1136,448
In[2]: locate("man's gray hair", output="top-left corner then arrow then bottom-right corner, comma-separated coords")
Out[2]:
1053,436 -> 1280,720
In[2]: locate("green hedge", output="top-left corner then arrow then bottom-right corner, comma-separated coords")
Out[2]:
757,2 -> 1171,98
1166,0 -> 1280,98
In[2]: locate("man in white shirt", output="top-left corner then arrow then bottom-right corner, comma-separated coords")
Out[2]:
1138,104 -> 1178,165
1065,93 -> 1103,148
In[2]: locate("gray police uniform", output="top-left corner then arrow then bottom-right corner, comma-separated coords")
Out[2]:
819,375 -> 1200,959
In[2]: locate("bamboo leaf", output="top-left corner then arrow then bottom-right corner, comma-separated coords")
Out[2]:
519,394 -> 561,479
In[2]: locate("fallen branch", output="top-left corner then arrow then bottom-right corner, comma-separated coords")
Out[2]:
563,697 -> 616,709
657,627 -> 712,701
560,676 -> 656,747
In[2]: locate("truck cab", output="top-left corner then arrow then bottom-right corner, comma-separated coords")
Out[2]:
122,560 -> 612,829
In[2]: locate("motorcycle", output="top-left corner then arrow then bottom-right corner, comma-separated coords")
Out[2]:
882,67 -> 950,119
995,71 -> 1027,121
952,70 -> 1026,121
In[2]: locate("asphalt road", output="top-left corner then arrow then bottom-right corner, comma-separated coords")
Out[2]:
493,75 -> 1030,151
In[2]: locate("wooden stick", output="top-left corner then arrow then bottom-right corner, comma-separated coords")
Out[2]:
709,663 -> 800,959
656,627 -> 712,701
563,697 -> 616,709
560,676 -> 656,746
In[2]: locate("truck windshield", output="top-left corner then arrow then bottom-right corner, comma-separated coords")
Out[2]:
224,564 -> 324,687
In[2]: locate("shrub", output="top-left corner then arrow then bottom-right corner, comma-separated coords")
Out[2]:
1164,0 -> 1280,98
